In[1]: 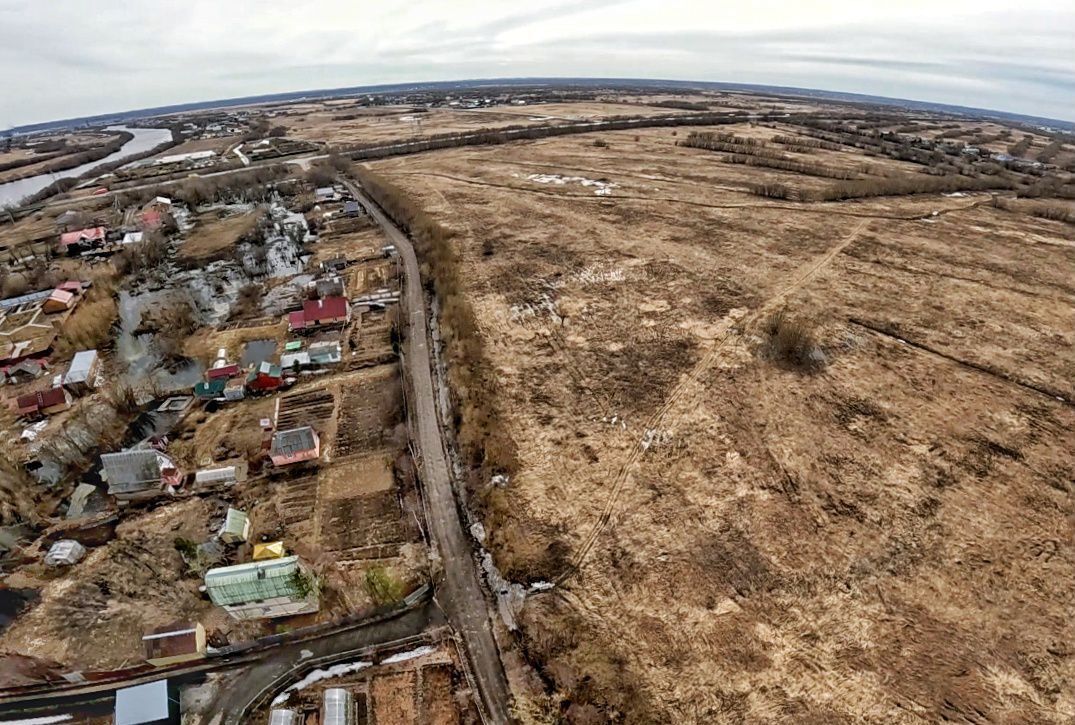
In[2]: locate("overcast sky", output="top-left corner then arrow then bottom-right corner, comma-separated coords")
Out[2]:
1,0 -> 1072,127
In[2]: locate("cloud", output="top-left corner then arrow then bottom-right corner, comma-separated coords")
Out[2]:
0,0 -> 1071,126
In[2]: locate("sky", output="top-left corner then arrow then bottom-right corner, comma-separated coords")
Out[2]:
1,0 -> 1073,127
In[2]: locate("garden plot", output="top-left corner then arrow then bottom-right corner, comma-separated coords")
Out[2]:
275,387 -> 336,435
319,455 -> 410,562
334,366 -> 402,459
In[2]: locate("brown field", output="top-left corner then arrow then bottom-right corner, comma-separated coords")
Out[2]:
178,205 -> 264,261
278,100 -> 691,147
0,498 -> 219,669
369,125 -> 1075,722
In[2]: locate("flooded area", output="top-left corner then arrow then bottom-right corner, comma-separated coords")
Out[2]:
116,197 -> 310,392
0,125 -> 173,206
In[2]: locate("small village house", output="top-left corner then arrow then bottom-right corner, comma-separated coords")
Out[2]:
16,386 -> 72,417
59,226 -> 107,255
246,361 -> 284,392
42,288 -> 76,313
269,426 -> 320,466
204,556 -> 319,620
280,350 -> 310,370
223,377 -> 246,401
63,349 -> 100,392
218,508 -> 250,544
308,340 -> 342,365
287,296 -> 350,332
315,186 -> 336,202
100,449 -> 183,501
193,378 -> 226,400
143,622 -> 206,667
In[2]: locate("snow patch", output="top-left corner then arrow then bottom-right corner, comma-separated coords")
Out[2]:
381,645 -> 436,664
518,172 -> 618,196
270,659 -> 373,705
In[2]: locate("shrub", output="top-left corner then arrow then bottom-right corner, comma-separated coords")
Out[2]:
592,139 -> 609,148
364,566 -> 404,605
761,309 -> 826,371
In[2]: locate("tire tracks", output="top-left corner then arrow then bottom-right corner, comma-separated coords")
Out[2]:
554,219 -> 872,585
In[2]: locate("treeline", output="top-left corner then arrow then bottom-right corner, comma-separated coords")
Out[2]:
771,134 -> 843,152
352,165 -> 519,488
680,131 -> 859,179
993,196 -> 1075,226
749,172 -> 1013,202
0,148 -> 70,174
650,100 -> 710,111
343,112 -> 758,161
112,165 -> 291,209
721,152 -> 858,180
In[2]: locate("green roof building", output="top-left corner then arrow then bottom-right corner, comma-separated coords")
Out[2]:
204,556 -> 318,621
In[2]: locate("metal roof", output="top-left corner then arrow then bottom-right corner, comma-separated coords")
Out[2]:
101,449 -> 173,492
205,556 -> 306,606
64,349 -> 98,384
220,508 -> 249,540
115,679 -> 173,724
270,427 -> 317,456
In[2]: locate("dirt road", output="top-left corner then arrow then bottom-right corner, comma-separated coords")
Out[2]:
347,180 -> 514,723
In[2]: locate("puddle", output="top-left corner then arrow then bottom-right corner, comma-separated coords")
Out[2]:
240,339 -> 277,367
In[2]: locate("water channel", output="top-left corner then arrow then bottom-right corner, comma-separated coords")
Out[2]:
0,125 -> 174,207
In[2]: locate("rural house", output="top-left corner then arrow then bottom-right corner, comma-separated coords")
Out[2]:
16,386 -> 72,417
100,449 -> 183,501
42,288 -> 76,313
63,349 -> 100,392
143,623 -> 206,666
287,296 -> 350,332
269,426 -> 320,466
308,340 -> 341,365
246,361 -> 284,392
204,556 -> 319,620
59,226 -> 107,254
193,378 -> 226,400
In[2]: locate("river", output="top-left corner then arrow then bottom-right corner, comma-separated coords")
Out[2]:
0,125 -> 173,207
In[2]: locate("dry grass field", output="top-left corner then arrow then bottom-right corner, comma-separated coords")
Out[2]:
178,205 -> 265,261
366,123 -> 1075,722
276,100 -> 691,147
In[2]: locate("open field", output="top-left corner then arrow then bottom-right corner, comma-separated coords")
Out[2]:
369,124 -> 1075,722
178,205 -> 265,261
277,100 -> 692,147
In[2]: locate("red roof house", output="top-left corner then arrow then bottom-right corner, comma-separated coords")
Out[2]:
139,210 -> 164,230
206,363 -> 242,381
287,311 -> 306,332
16,386 -> 72,417
42,289 -> 76,313
59,227 -> 106,249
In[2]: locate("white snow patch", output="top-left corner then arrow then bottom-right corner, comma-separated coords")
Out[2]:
270,659 -> 373,705
521,173 -> 618,196
382,645 -> 436,664
0,717 -> 72,724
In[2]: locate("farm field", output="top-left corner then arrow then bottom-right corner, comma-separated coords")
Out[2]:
367,121 -> 1075,722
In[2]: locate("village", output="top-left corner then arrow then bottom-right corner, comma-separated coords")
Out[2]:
0,133 -> 464,721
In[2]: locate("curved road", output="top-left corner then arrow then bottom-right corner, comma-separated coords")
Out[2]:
347,180 -> 514,724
